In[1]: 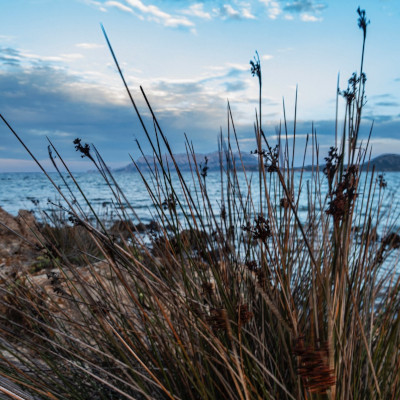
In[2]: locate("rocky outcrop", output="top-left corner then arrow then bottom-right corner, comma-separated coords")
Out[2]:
0,207 -> 42,271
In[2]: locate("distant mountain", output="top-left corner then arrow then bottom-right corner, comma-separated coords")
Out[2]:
115,151 -> 260,172
115,153 -> 400,173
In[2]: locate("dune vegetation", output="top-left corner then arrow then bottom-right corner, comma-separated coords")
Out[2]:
0,8 -> 400,400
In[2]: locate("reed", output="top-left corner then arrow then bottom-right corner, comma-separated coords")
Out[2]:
1,8 -> 399,400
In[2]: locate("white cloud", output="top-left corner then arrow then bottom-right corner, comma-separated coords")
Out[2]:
262,54 -> 274,61
20,51 -> 84,62
125,0 -> 194,28
220,4 -> 256,20
300,13 -> 322,22
59,53 -> 85,61
241,6 -> 256,20
75,43 -> 105,50
368,138 -> 400,155
181,4 -> 212,20
105,1 -> 133,13
259,0 -> 282,20
226,63 -> 250,71
83,0 -> 107,12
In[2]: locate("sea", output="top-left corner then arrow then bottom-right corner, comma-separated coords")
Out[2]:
1,170 -> 400,231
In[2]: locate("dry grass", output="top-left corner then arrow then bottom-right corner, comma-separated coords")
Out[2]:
0,8 -> 399,400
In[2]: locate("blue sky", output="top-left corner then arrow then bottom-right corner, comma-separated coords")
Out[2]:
0,0 -> 399,171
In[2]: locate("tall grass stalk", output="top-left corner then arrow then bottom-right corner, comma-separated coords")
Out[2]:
1,8 -> 400,400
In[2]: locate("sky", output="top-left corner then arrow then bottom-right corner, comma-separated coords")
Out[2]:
0,0 -> 399,171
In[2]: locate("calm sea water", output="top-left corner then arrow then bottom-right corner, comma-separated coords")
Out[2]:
1,171 -> 400,229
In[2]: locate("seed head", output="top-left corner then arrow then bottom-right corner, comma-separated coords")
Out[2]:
357,7 -> 369,40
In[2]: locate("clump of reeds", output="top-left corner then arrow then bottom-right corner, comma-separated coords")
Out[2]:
1,8 -> 400,400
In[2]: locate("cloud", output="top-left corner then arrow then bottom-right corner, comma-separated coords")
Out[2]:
75,43 -> 105,49
0,47 -> 21,67
259,0 -> 326,21
259,0 -> 282,20
225,81 -> 247,92
0,48 -> 85,68
375,101 -> 399,107
2,45 -> 399,172
371,93 -> 395,99
225,63 -> 250,73
28,129 -> 74,138
219,4 -> 256,20
241,5 -> 256,19
262,54 -> 274,61
0,49 -> 141,166
0,48 -> 256,168
181,3 -> 212,19
0,35 -> 14,42
363,114 -> 397,123
283,0 -> 327,14
83,0 -> 108,12
300,13 -> 322,22
19,51 -> 84,63
105,1 -> 133,12
125,0 -> 194,28
368,137 -> 400,156
145,69 -> 241,111
0,158 -> 94,173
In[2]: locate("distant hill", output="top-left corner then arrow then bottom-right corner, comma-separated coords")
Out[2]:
362,154 -> 400,171
115,151 -> 260,173
115,153 -> 400,173
297,153 -> 400,172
